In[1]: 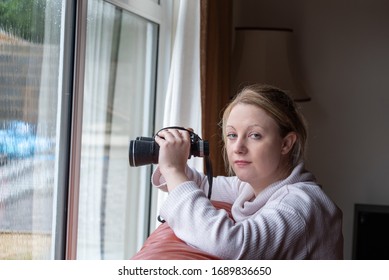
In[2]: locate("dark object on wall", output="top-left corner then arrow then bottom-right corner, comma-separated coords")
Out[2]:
352,203 -> 389,259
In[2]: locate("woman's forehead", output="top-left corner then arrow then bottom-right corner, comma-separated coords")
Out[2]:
226,104 -> 278,130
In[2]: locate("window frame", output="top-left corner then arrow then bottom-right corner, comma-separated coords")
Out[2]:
60,0 -> 172,260
51,0 -> 78,260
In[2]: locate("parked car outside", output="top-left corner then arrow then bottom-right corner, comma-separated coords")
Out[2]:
0,121 -> 53,164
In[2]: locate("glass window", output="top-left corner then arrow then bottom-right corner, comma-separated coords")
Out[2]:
0,0 -> 63,259
0,0 -> 168,260
76,0 -> 159,259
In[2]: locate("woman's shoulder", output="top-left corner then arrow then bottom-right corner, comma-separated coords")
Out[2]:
271,182 -> 341,220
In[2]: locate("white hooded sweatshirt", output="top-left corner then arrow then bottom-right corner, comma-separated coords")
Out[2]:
152,162 -> 343,259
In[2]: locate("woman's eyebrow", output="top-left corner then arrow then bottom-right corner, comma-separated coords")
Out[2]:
248,124 -> 265,130
227,124 -> 264,130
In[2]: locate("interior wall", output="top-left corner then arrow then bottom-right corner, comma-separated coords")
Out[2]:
233,0 -> 389,259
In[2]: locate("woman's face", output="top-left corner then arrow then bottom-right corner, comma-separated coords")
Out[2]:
225,103 -> 292,194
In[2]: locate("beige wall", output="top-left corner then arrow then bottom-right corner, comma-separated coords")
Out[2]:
233,0 -> 389,259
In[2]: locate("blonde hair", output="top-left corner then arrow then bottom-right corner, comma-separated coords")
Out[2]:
221,84 -> 308,175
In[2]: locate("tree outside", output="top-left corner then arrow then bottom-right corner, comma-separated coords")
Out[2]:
0,0 -> 46,43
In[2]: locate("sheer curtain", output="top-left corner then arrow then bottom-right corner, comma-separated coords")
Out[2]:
156,0 -> 202,211
163,0 -> 201,135
77,0 -> 158,259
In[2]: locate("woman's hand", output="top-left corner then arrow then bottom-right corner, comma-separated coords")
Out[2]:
154,128 -> 191,192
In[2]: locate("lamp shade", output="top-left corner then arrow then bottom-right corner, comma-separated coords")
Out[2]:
232,28 -> 310,102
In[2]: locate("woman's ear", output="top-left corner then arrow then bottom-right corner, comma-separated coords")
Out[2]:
281,132 -> 297,155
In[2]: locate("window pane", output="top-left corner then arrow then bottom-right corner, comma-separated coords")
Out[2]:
76,0 -> 158,259
0,0 -> 63,259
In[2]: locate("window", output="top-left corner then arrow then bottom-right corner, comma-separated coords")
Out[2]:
0,0 -> 63,260
0,0 -> 171,259
76,0 -> 159,259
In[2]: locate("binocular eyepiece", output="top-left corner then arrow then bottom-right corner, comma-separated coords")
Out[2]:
129,127 -> 209,167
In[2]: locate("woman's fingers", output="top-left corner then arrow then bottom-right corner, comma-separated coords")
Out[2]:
157,128 -> 190,142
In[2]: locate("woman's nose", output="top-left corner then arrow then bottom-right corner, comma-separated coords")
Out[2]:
234,138 -> 247,154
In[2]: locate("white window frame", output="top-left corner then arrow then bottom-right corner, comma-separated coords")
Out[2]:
66,0 -> 173,259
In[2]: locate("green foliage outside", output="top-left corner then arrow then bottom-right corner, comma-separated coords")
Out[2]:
0,0 -> 47,43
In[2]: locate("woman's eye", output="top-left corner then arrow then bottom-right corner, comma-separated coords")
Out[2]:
226,133 -> 237,139
249,133 -> 262,140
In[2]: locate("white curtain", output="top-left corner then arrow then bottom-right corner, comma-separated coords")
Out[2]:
77,0 -> 160,259
157,0 -> 202,213
163,0 -> 201,134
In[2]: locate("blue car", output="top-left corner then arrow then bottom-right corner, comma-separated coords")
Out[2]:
0,121 -> 53,164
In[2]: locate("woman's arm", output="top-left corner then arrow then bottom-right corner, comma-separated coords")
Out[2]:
152,164 -> 244,204
153,128 -> 242,203
159,183 -> 307,259
154,128 -> 191,191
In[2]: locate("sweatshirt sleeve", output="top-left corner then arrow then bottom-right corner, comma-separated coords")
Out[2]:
159,181 -> 308,260
151,165 -> 206,192
152,165 -> 243,204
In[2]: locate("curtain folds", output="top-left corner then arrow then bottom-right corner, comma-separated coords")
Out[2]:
162,0 -> 202,171
200,0 -> 232,176
159,0 -> 232,188
156,0 -> 202,219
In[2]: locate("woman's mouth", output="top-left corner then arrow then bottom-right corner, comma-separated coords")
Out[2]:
234,160 -> 251,167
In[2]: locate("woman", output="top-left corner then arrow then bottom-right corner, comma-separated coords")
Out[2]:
153,84 -> 343,259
